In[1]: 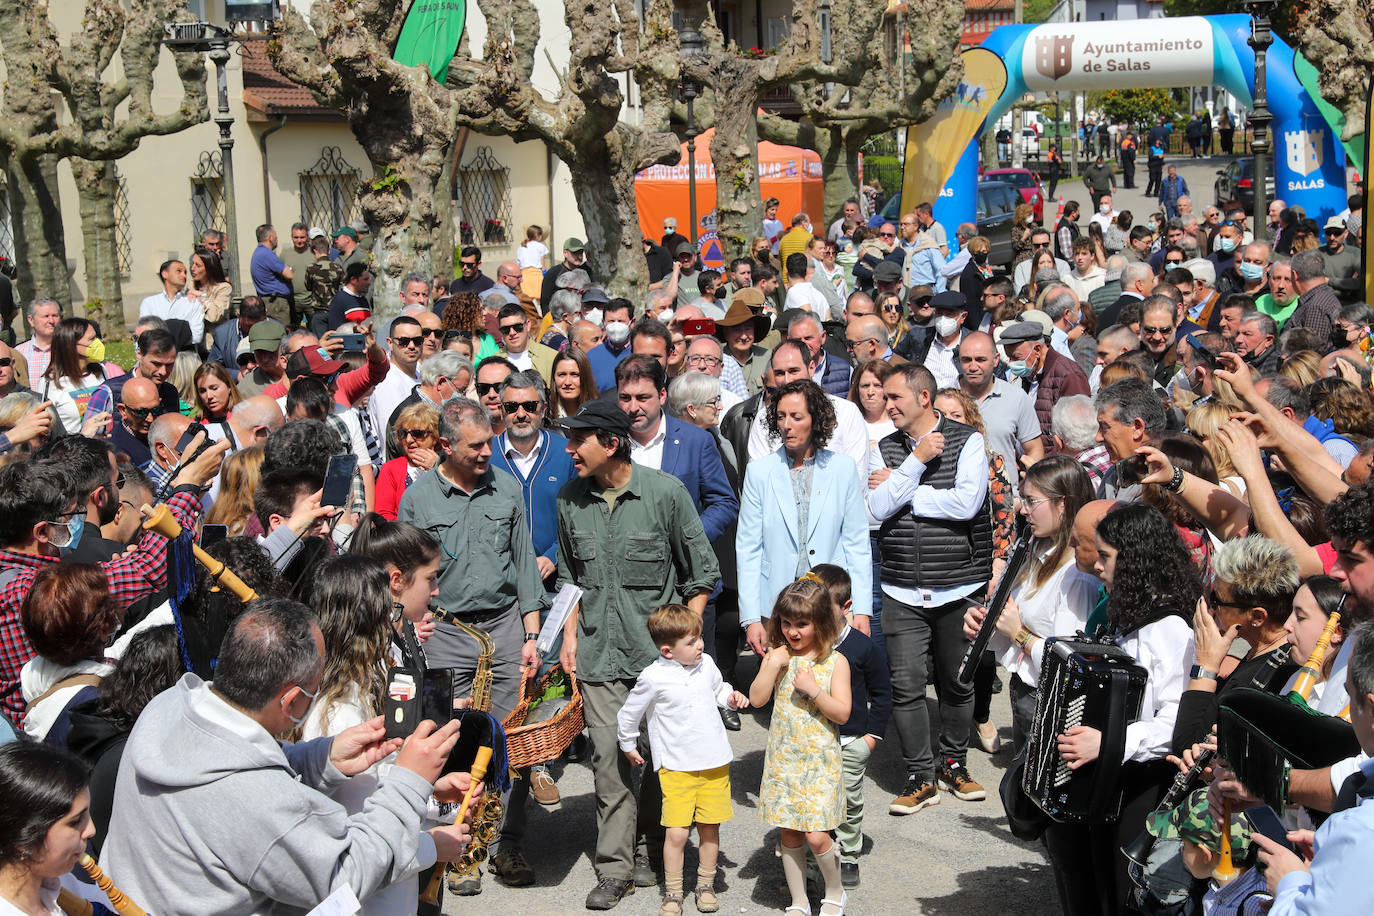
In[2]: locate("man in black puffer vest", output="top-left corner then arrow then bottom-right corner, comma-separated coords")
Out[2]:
867,363 -> 993,816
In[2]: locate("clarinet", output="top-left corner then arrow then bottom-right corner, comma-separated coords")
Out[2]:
1122,747 -> 1216,867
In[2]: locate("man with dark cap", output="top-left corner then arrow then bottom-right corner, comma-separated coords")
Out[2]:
554,400 -> 720,909
671,242 -> 702,308
873,259 -> 905,301
542,238 -> 593,308
999,319 -> 1090,432
915,291 -> 971,387
333,226 -> 364,272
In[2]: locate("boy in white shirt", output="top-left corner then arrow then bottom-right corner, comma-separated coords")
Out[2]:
617,604 -> 750,916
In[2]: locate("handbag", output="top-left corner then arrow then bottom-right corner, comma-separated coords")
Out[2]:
999,756 -> 1050,841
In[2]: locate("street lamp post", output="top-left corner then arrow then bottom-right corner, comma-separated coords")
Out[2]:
164,22 -> 241,289
679,27 -> 705,249
1245,0 -> 1276,233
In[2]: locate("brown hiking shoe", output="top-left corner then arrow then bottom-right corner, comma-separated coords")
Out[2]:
937,759 -> 987,801
888,776 -> 940,814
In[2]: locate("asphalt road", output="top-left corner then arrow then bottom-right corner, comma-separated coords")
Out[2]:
1047,150 -> 1244,226
442,653 -> 1060,916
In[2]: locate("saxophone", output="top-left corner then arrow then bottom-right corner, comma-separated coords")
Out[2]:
434,609 -> 504,884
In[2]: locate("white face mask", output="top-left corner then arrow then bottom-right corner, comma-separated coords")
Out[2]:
1100,202 -> 1112,214
604,321 -> 630,344
934,316 -> 960,338
584,307 -> 603,327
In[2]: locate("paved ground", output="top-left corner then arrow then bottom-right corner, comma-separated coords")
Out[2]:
1050,151 -> 1241,227
442,653 -> 1060,916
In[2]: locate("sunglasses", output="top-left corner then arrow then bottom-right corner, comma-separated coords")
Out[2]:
502,400 -> 541,415
397,428 -> 434,440
391,335 -> 423,348
1032,241 -> 1051,248
475,381 -> 501,396
419,328 -> 442,339
0,357 -> 11,367
1142,324 -> 1174,337
460,260 -> 479,268
1206,589 -> 1247,611
444,329 -> 473,341
499,323 -> 526,335
121,404 -> 158,419
879,231 -> 896,239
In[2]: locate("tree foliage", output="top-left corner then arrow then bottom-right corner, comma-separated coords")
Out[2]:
1296,0 -> 1370,141
1092,88 -> 1184,129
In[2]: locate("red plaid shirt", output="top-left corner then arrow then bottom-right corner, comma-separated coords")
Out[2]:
0,490 -> 201,726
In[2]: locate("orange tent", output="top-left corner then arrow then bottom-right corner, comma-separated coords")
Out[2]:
635,129 -> 824,272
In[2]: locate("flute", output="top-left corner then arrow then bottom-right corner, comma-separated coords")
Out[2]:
419,746 -> 492,905
56,854 -> 148,916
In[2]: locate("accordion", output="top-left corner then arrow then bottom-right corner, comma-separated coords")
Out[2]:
1024,636 -> 1148,823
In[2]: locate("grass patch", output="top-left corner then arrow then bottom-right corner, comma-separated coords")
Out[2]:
105,339 -> 136,372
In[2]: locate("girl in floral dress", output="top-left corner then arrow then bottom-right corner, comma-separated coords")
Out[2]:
750,576 -> 853,916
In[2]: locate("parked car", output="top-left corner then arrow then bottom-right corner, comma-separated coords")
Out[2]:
1215,157 -> 1276,211
983,167 -> 1046,222
865,181 -> 1018,268
976,180 -> 1020,267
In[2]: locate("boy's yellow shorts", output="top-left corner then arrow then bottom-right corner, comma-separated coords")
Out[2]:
659,764 -> 733,827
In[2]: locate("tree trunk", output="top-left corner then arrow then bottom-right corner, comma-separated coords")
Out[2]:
708,58 -> 764,262
566,127 -> 651,300
8,154 -> 70,316
71,159 -> 124,334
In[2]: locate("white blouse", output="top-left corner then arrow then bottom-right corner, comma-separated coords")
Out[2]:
1114,614 -> 1195,763
989,553 -> 1100,689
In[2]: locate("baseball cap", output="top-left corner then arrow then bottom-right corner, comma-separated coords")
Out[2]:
555,399 -> 632,436
564,237 -> 585,253
334,226 -> 359,242
1325,216 -> 1347,232
286,346 -> 346,380
308,226 -> 327,240
674,241 -> 696,258
1145,788 -> 1254,856
235,338 -> 254,366
581,286 -> 611,305
247,319 -> 286,351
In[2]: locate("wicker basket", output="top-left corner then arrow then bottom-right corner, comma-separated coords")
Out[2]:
501,665 -> 584,770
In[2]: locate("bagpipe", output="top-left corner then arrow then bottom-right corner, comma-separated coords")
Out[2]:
56,854 -> 146,916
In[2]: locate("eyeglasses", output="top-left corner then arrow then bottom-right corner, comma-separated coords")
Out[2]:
502,400 -> 541,415
879,231 -> 896,239
1142,325 -> 1174,338
397,428 -> 434,440
696,396 -> 722,408
845,338 -> 880,351
1023,495 -> 1061,509
499,323 -> 526,335
391,335 -> 423,348
686,354 -> 722,367
900,220 -> 917,227
475,381 -> 502,396
1206,589 -> 1247,611
120,404 -> 158,419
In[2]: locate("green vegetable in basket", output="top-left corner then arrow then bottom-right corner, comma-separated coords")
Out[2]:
526,671 -> 570,715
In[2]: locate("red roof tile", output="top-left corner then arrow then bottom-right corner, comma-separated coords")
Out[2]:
240,40 -> 343,121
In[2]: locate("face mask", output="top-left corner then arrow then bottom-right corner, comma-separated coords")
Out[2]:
656,309 -> 674,323
934,316 -> 960,337
972,251 -> 989,265
1331,326 -> 1353,349
604,321 -> 630,344
48,514 -> 83,550
1238,261 -> 1265,282
1007,360 -> 1034,379
283,684 -> 319,728
1100,202 -> 1112,214
85,338 -> 106,364
584,307 -> 603,327
1215,236 -> 1236,253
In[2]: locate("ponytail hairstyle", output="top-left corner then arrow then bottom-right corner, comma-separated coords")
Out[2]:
1019,455 -> 1095,591
349,512 -> 440,588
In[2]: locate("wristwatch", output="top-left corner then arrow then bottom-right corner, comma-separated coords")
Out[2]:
524,632 -> 540,642
1189,664 -> 1219,681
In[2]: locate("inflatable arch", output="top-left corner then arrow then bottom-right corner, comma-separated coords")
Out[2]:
933,14 -> 1348,235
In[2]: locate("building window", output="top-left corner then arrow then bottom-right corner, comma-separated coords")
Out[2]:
0,176 -> 13,263
299,146 -> 362,233
190,150 -> 225,245
114,166 -> 132,278
457,146 -> 512,248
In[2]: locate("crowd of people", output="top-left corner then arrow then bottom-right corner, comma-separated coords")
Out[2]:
0,183 -> 1373,916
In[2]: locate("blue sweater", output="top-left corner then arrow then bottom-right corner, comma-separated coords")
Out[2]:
489,429 -> 576,582
836,626 -> 892,740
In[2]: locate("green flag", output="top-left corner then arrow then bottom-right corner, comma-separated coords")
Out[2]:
393,0 -> 467,83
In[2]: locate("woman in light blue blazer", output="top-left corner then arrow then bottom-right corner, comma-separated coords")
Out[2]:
737,379 -> 872,656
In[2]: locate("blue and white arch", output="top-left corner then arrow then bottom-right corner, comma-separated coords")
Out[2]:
934,14 -> 1347,234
